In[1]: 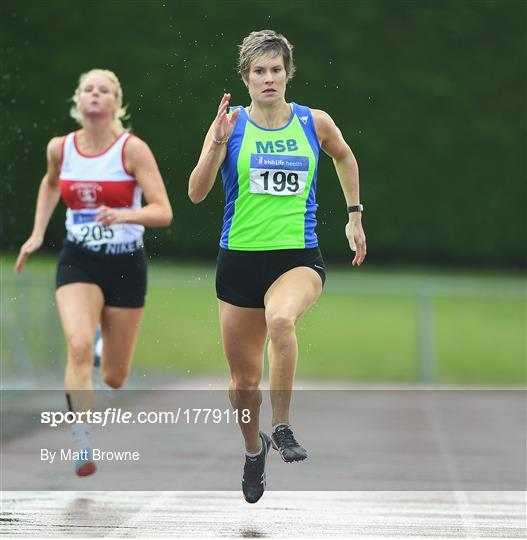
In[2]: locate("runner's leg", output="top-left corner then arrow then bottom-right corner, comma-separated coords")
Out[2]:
264,267 -> 322,425
219,300 -> 267,454
99,306 -> 144,389
56,282 -> 104,475
56,282 -> 104,412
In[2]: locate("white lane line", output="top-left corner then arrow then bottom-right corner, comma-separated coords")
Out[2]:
105,491 -> 168,538
423,393 -> 481,538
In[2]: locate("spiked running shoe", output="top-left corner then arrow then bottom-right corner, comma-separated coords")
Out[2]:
271,424 -> 308,462
242,432 -> 271,504
75,447 -> 96,477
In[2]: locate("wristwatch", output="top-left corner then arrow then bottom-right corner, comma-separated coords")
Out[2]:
347,204 -> 364,213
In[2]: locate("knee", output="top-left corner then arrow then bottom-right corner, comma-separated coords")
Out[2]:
103,372 -> 127,389
67,334 -> 93,367
266,312 -> 296,341
230,374 -> 261,391
102,361 -> 129,389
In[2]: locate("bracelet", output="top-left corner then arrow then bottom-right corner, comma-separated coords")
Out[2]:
212,136 -> 229,145
347,204 -> 364,213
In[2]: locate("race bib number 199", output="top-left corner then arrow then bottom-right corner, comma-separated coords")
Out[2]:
70,210 -> 124,246
250,154 -> 309,196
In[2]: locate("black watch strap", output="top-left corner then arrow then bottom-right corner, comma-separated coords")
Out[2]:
347,204 -> 364,213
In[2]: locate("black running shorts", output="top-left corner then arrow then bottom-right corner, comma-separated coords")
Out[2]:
56,241 -> 147,308
216,247 -> 326,308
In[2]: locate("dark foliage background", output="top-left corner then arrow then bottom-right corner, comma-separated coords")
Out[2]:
1,0 -> 525,267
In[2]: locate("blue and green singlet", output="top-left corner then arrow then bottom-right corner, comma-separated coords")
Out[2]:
220,103 -> 320,250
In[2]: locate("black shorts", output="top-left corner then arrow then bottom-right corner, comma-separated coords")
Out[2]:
216,247 -> 326,308
56,242 -> 147,308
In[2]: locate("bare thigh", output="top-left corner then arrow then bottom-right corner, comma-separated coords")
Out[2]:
219,300 -> 267,387
56,283 -> 104,360
264,266 -> 323,326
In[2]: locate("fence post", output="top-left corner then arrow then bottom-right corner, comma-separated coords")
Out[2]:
417,293 -> 437,383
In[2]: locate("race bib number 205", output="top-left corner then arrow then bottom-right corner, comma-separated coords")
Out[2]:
70,211 -> 124,246
249,154 -> 309,196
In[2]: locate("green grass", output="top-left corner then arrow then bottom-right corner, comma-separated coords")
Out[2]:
435,296 -> 525,383
1,255 -> 525,384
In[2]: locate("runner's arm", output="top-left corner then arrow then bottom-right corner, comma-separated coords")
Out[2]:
188,93 -> 240,203
188,124 -> 228,203
312,109 -> 366,266
15,137 -> 63,272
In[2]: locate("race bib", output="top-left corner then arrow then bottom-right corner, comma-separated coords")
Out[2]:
69,210 -> 124,246
249,154 -> 309,196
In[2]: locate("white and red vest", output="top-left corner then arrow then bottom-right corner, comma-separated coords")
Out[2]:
59,131 -> 144,253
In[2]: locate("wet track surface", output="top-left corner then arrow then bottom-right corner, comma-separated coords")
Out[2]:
1,380 -> 525,538
1,490 -> 526,538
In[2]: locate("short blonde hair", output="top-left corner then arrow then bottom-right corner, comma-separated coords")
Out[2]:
69,69 -> 129,132
238,30 -> 295,82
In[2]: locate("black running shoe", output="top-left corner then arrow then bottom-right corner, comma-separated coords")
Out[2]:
271,425 -> 308,462
242,432 -> 271,504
